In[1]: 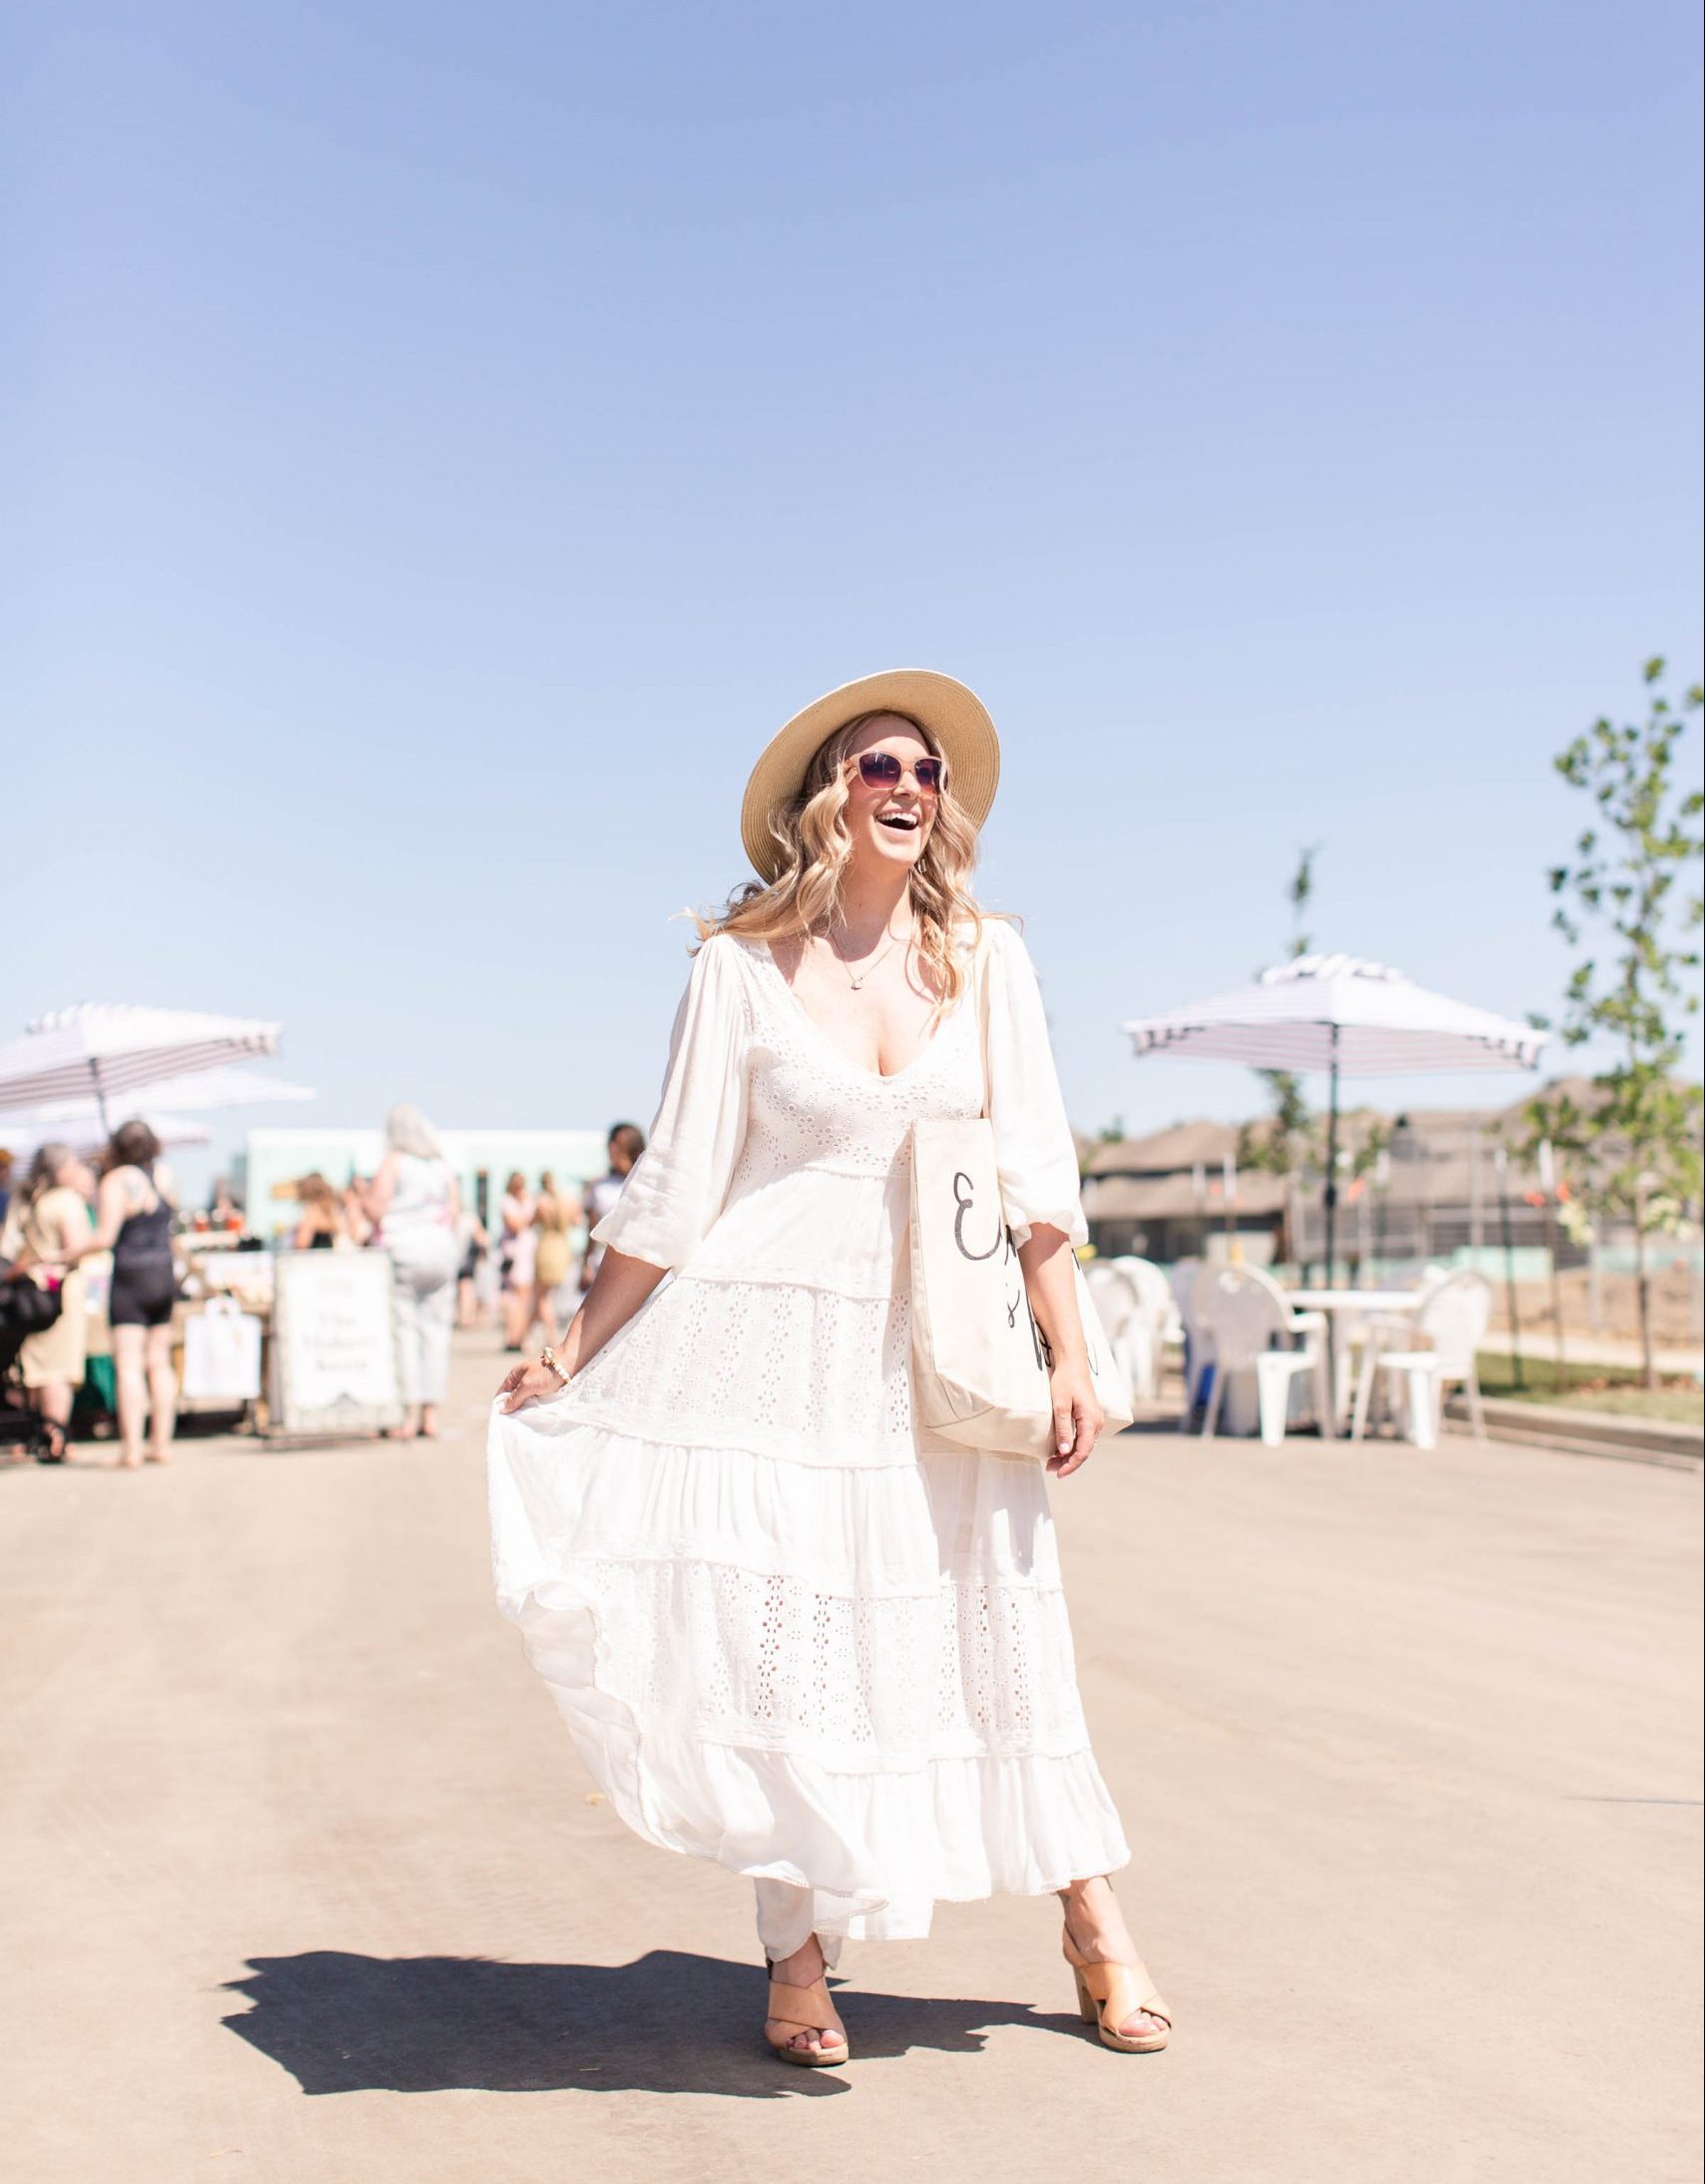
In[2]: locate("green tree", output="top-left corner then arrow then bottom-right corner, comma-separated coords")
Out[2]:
1522,658 -> 1705,1386
1239,846 -> 1321,1259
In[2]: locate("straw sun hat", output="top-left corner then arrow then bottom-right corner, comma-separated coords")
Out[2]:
740,669 -> 1001,884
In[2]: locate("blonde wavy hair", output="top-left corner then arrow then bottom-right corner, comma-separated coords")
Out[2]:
698,713 -> 996,1005
384,1104 -> 444,1162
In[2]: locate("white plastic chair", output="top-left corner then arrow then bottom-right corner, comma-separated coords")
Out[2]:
1191,1266 -> 1332,1445
1238,1262 -> 1329,1342
1113,1255 -> 1179,1340
1169,1258 -> 1211,1418
1350,1270 -> 1490,1448
1316,1272 -> 1450,1424
1110,1255 -> 1175,1401
1236,1264 -> 1341,1426
1084,1262 -> 1148,1408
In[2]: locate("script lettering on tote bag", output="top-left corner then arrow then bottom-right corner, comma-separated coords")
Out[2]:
951,1167 -> 1003,1263
950,1165 -> 1050,1365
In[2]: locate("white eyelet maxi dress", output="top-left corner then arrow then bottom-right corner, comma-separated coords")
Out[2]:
487,920 -> 1130,1965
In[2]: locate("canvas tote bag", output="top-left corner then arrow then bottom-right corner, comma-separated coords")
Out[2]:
907,946 -> 1134,1460
181,1296 -> 265,1403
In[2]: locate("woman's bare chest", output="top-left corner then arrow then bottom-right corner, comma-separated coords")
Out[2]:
783,947 -> 945,1079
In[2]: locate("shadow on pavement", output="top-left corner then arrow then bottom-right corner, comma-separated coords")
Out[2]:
221,1948 -> 1075,2096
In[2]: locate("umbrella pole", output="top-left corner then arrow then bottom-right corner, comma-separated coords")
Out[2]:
90,1059 -> 112,1138
1318,1031 -> 1343,1432
1323,1028 -> 1341,1288
1494,1146 -> 1525,1392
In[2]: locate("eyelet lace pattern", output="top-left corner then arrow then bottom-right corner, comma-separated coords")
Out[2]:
489,932 -> 1128,1942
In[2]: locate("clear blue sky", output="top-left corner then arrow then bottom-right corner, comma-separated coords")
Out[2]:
6,0 -> 1702,1193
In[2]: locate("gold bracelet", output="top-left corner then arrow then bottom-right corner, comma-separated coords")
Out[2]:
539,1345 -> 570,1386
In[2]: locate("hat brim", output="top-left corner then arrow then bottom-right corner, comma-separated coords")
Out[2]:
741,669 -> 1001,884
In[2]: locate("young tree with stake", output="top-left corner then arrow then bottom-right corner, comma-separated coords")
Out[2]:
1521,658 -> 1704,1388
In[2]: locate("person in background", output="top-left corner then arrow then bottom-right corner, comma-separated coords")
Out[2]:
0,1142 -> 95,1461
456,1206 -> 491,1330
498,1171 -> 536,1353
530,1173 -> 574,1345
579,1124 -> 645,1292
341,1176 -> 376,1249
362,1106 -> 460,1440
0,1148 -> 13,1232
209,1176 -> 243,1232
292,1172 -> 344,1250
52,1120 -> 182,1467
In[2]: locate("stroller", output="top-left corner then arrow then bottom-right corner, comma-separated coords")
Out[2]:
0,1260 -> 66,1461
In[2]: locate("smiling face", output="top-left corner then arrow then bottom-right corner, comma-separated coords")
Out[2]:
840,713 -> 942,875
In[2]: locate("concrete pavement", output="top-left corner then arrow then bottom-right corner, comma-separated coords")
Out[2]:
1,1330 -> 1699,2184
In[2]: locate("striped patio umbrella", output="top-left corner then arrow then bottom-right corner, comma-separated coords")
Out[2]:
0,1005 -> 284,1123
1122,955 -> 1547,1279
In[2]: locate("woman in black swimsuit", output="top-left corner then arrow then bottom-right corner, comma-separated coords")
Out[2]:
57,1121 -> 182,1467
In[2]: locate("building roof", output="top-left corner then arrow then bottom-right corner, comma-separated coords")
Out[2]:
1078,1074 -> 1698,1231
1082,1170 -> 1289,1221
1083,1076 -> 1618,1181
1083,1119 -> 1242,1176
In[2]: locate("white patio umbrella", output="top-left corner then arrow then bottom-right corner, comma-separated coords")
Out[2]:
1122,954 -> 1547,1280
0,1004 -> 283,1124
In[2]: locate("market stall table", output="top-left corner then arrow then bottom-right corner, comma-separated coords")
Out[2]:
178,1243 -> 273,1422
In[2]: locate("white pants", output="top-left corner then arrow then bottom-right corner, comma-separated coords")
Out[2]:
389,1248 -> 455,1404
753,1882 -> 846,1969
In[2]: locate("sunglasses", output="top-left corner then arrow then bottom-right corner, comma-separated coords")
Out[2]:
852,751 -> 946,795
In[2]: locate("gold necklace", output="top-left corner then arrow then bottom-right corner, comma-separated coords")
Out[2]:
827,915 -> 912,991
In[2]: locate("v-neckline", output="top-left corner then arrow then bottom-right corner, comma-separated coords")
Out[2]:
757,940 -> 956,1085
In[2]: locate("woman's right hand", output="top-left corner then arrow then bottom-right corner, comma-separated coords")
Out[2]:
497,1358 -> 566,1413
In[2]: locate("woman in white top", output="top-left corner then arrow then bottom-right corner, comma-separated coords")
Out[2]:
491,671 -> 1169,2067
364,1106 -> 460,1440
577,1123 -> 645,1293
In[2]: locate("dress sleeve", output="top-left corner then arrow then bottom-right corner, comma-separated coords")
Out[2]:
588,935 -> 751,1275
981,921 -> 1089,1250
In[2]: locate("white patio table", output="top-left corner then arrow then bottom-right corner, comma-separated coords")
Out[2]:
1286,1290 -> 1425,1434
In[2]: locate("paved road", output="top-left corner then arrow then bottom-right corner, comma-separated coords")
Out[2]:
2,1331 -> 1699,2184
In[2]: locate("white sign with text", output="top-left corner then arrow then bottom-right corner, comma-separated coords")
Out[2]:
270,1251 -> 404,1437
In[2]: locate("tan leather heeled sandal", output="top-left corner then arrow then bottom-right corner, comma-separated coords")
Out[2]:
763,1958 -> 850,2068
1062,1925 -> 1172,2053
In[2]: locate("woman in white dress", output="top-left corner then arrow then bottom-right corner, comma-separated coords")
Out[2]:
489,671 -> 1170,2066
364,1106 -> 460,1440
